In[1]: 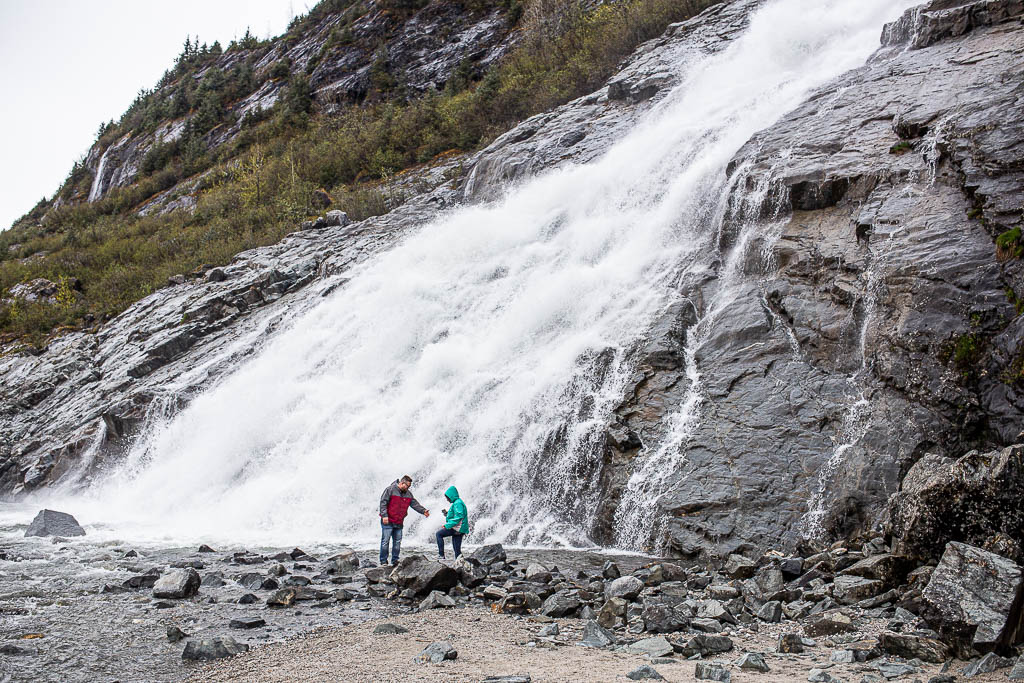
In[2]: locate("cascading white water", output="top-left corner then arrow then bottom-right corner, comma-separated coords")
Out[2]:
51,0 -> 918,548
88,146 -> 111,203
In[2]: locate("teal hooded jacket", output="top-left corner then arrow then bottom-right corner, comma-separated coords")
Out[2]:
443,485 -> 469,534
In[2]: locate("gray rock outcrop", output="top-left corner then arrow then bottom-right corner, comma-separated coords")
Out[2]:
888,445 -> 1024,563
24,509 -> 85,537
920,541 -> 1024,656
591,0 -> 1024,559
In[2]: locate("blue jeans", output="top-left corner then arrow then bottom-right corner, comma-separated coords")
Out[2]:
436,527 -> 464,559
380,523 -> 403,565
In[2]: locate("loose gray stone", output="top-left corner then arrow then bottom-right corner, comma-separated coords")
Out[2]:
736,652 -> 770,672
540,590 -> 580,617
1010,655 -> 1024,680
419,590 -> 456,610
875,661 -> 918,679
413,641 -> 457,664
627,664 -> 665,680
778,633 -> 804,654
581,620 -> 616,648
152,568 -> 200,599
876,631 -> 949,664
538,623 -> 559,637
524,563 -> 552,583
166,626 -> 189,642
229,617 -> 266,629
833,575 -> 885,605
469,544 -> 506,566
626,636 -> 673,658
963,652 -> 1015,678
391,555 -> 459,596
373,623 -> 409,634
756,600 -> 782,623
181,637 -> 248,661
694,662 -> 731,682
605,575 -> 644,602
324,548 -> 359,575
323,210 -> 349,227
723,554 -> 756,579
680,635 -> 734,657
697,599 -> 737,624
598,597 -> 628,628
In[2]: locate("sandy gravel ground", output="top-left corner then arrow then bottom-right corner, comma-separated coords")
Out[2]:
189,607 -> 1011,682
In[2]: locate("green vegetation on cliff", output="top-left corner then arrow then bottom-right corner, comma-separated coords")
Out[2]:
0,0 -> 717,345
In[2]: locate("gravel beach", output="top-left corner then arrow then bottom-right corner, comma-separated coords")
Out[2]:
190,606 -> 1009,683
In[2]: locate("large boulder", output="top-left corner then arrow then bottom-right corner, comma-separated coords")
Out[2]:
723,554 -> 756,579
152,568 -> 201,599
597,597 -> 628,628
452,557 -> 487,588
605,575 -> 644,602
680,635 -> 734,658
920,541 -> 1024,656
833,575 -> 885,605
540,590 -> 581,617
469,544 -> 507,566
390,555 -> 459,596
24,509 -> 85,537
888,446 -> 1024,563
324,548 -> 360,575
838,553 -> 915,587
642,599 -> 692,633
877,631 -> 951,663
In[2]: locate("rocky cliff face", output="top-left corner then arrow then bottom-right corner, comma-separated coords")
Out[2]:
80,1 -> 516,213
2,0 -> 1023,563
593,0 -> 1024,558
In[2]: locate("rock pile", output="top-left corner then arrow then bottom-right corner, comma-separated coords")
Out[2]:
361,539 -> 1024,679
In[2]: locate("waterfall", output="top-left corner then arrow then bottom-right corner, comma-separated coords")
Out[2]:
88,146 -> 111,203
56,0 -> 918,547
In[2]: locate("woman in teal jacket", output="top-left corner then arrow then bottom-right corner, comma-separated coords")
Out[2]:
436,485 -> 469,559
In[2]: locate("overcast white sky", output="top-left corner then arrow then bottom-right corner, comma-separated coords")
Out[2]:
0,0 -> 301,231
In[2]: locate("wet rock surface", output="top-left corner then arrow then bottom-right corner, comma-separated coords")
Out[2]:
888,444 -> 1024,563
594,0 -> 1024,558
23,509 -> 85,538
920,541 -> 1024,656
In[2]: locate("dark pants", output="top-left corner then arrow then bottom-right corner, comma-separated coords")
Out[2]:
380,523 -> 403,565
436,527 -> 464,559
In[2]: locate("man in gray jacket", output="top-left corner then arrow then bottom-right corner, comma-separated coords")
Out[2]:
378,475 -> 430,565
